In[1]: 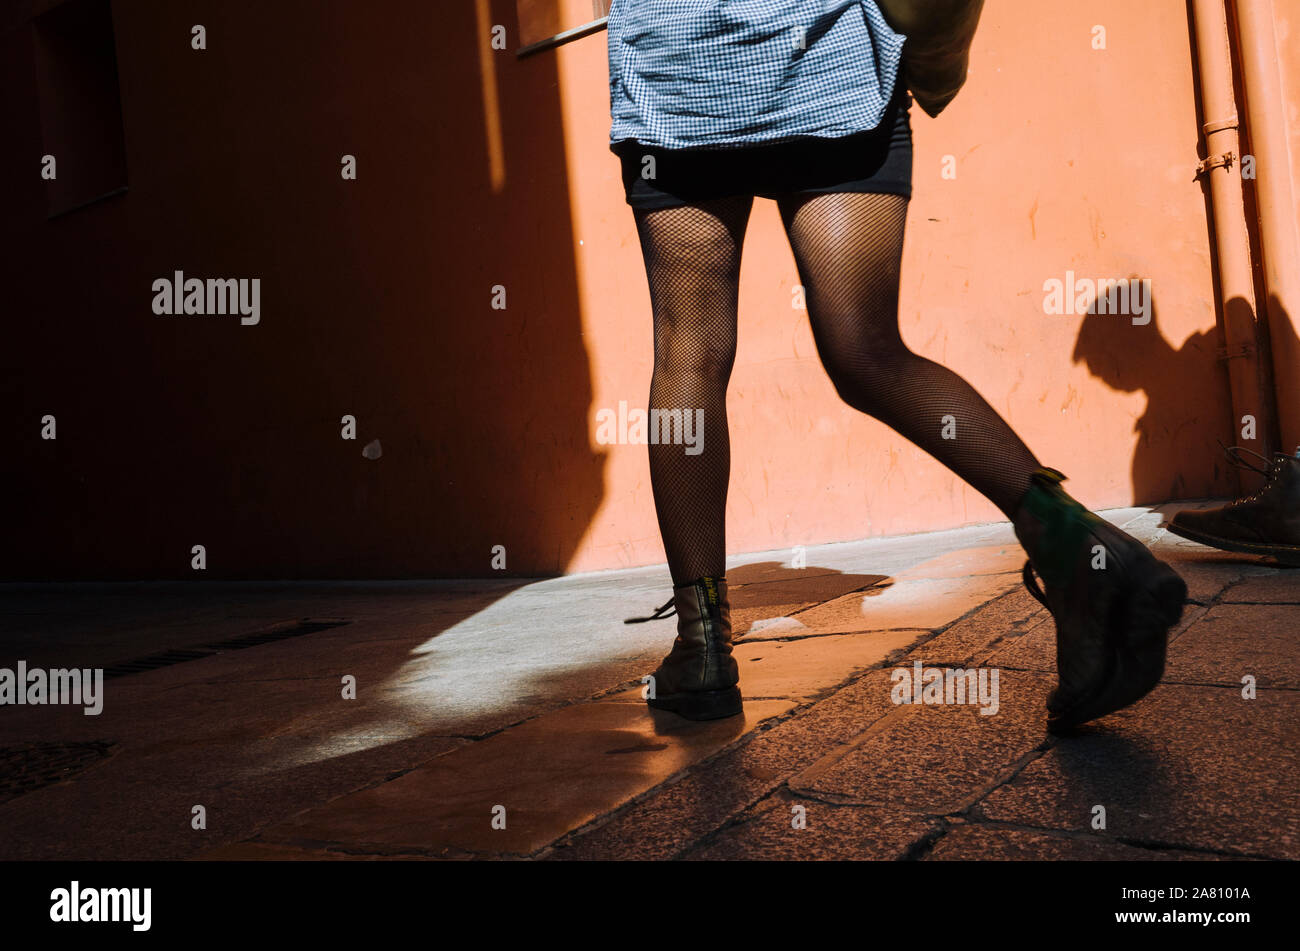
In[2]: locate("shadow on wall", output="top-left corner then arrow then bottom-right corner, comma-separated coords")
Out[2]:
2,0 -> 604,579
1071,285 -> 1243,505
1257,293 -> 1300,457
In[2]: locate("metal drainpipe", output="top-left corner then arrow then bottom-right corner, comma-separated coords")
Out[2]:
1190,0 -> 1274,487
1233,0 -> 1300,453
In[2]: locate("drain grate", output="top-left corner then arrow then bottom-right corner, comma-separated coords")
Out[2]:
103,648 -> 220,677
101,618 -> 350,680
0,741 -> 115,805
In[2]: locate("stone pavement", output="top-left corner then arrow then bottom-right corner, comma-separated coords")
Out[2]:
0,503 -> 1295,860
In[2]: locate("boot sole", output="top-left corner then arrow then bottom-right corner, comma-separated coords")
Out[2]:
647,686 -> 742,721
1166,521 -> 1300,566
1047,559 -> 1186,734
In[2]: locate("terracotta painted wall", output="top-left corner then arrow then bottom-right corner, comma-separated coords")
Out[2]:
0,0 -> 1250,579
1266,0 -> 1300,451
1283,0 -> 1300,230
563,0 -> 1239,573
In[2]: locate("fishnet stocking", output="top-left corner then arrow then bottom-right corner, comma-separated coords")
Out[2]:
631,190 -> 1042,586
778,191 -> 1042,517
632,195 -> 753,584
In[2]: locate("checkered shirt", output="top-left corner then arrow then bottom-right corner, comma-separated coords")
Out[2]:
608,0 -> 906,150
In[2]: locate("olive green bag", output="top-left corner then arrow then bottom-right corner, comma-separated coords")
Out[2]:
876,0 -> 986,117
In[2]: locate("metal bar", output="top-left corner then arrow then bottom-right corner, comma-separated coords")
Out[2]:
516,17 -> 608,58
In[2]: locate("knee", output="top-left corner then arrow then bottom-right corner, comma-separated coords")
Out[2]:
821,347 -> 890,402
654,330 -> 736,385
819,341 -> 911,413
825,364 -> 874,412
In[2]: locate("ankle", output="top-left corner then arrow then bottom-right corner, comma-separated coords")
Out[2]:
1011,468 -> 1061,549
1012,467 -> 1096,585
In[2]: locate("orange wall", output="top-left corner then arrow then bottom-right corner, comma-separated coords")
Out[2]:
1267,0 -> 1300,451
563,0 -> 1238,573
0,0 -> 1252,579
1284,0 -> 1300,231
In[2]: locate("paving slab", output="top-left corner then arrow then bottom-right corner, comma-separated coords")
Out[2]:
919,586 -> 1048,667
732,603 -> 818,636
681,790 -> 939,860
984,603 -> 1213,675
1108,508 -> 1170,542
922,824 -> 1240,860
976,615 -> 1058,673
1155,548 -> 1277,604
893,544 -> 1027,579
607,630 -> 922,705
225,698 -> 794,858
1163,604 -> 1300,687
545,671 -> 901,860
729,571 -> 887,609
790,670 -> 1055,813
724,567 -> 891,635
1219,571 -> 1300,603
791,574 -> 1022,634
737,614 -> 818,639
975,684 -> 1300,859
732,631 -> 923,701
0,731 -> 468,860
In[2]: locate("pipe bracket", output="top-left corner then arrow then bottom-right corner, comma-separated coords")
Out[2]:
1217,341 -> 1257,361
1196,150 -> 1237,176
1203,114 -> 1240,135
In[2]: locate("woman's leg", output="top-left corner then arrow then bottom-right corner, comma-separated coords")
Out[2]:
775,189 -> 1186,731
775,190 -> 1042,517
628,195 -> 752,720
631,195 -> 753,585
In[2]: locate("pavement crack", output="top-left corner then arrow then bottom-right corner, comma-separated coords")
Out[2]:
944,815 -> 1278,861
898,820 -> 952,861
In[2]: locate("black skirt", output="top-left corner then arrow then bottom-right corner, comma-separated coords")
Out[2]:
613,88 -> 913,211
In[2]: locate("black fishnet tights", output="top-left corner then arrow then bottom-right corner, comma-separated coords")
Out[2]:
632,191 -> 1042,585
633,196 -> 750,585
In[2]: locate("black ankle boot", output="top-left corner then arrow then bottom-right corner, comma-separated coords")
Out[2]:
646,576 -> 742,721
1014,468 -> 1187,733
1168,447 -> 1300,565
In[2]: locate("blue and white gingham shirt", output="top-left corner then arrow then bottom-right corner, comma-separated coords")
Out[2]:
608,0 -> 906,150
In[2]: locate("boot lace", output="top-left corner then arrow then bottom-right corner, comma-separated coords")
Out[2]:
1217,440 -> 1284,506
1219,439 -> 1275,476
1022,561 -> 1050,609
625,597 -> 676,624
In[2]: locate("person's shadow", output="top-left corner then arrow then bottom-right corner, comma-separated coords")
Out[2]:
1070,285 -> 1249,504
